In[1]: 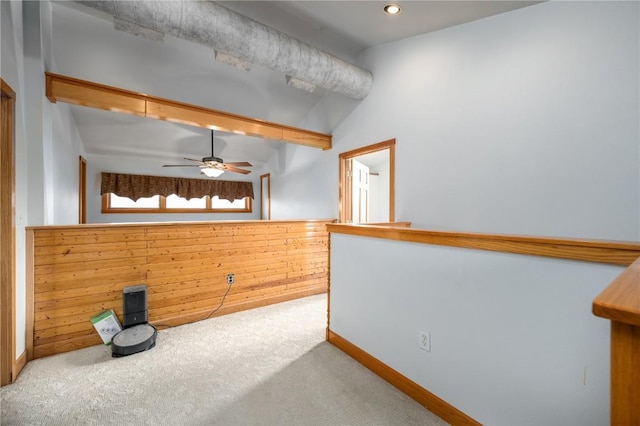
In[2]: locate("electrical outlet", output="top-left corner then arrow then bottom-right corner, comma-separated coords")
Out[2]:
227,274 -> 235,285
418,331 -> 431,352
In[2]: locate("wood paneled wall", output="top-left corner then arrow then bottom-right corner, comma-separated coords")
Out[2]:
27,220 -> 332,359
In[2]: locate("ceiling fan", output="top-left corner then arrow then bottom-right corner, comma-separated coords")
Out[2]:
163,130 -> 252,177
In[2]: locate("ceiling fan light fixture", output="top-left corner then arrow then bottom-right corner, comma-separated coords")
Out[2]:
383,4 -> 402,15
202,168 -> 224,178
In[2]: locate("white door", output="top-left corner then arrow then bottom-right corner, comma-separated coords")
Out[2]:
351,159 -> 370,223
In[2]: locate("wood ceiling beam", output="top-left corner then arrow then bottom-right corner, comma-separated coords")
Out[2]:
45,72 -> 332,150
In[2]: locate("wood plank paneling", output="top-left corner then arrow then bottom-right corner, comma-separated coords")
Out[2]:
28,219 -> 333,358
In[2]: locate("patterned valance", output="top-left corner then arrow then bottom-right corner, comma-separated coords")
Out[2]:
100,172 -> 254,202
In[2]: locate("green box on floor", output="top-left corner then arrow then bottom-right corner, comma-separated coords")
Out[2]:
90,309 -> 122,345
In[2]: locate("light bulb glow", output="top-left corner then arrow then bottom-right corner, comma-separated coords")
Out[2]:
383,4 -> 402,15
202,168 -> 224,177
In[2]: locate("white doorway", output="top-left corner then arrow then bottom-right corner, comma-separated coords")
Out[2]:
351,158 -> 370,223
339,139 -> 395,224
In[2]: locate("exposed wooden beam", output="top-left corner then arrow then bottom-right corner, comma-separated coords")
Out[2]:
45,72 -> 332,150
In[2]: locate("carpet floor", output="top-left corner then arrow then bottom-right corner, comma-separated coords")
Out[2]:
1,294 -> 447,426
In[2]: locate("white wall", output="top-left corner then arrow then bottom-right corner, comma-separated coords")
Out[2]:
1,0 -> 85,358
307,3 -> 637,422
267,143 -> 337,220
274,1 -> 640,242
86,154 -> 260,223
330,233 -> 623,425
51,102 -> 84,224
2,0 -> 28,360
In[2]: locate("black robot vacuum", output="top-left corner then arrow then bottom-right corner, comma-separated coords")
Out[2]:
111,285 -> 157,357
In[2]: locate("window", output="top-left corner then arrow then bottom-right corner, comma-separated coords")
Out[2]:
102,193 -> 251,213
110,194 -> 160,209
165,194 -> 205,209
100,172 -> 253,214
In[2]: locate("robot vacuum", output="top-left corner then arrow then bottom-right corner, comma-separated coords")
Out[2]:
111,285 -> 157,357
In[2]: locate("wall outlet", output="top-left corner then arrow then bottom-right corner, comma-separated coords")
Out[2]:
418,330 -> 431,352
227,274 -> 235,285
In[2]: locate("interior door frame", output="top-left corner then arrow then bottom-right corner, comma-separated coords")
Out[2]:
339,139 -> 395,223
260,173 -> 271,220
79,156 -> 87,224
1,78 -> 16,385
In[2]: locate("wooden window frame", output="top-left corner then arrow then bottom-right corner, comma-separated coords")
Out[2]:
101,193 -> 252,214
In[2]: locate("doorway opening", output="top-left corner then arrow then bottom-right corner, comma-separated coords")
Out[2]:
339,139 -> 395,223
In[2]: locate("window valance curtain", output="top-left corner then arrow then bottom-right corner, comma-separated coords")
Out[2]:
101,172 -> 254,202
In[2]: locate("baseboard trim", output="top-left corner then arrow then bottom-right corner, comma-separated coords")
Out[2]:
12,350 -> 26,382
327,329 -> 481,426
152,288 -> 327,329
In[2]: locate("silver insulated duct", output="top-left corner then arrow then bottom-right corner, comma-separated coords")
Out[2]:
76,1 -> 373,99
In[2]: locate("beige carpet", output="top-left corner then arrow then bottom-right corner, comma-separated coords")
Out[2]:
1,294 -> 447,425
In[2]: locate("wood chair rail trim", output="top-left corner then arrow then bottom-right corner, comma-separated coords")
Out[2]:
327,223 -> 640,266
45,72 -> 332,150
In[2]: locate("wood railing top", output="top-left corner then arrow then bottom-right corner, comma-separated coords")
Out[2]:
28,218 -> 336,232
326,223 -> 640,266
593,256 -> 640,326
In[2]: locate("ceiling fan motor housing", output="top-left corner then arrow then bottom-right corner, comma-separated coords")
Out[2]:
203,156 -> 224,163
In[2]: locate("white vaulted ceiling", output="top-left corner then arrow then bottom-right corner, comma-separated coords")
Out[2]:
49,1 -> 540,170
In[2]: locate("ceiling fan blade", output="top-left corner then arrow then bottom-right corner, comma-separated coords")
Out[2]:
165,133 -> 252,175
222,165 -> 252,175
184,157 -> 207,165
223,161 -> 252,167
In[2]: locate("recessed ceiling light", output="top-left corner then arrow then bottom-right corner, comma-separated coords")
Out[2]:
383,3 -> 402,16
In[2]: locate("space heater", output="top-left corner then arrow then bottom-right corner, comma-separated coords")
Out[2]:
111,284 -> 157,357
